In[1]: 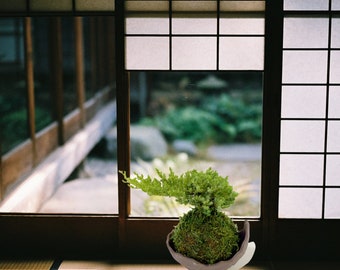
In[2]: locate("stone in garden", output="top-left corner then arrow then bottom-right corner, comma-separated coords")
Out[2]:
172,139 -> 198,156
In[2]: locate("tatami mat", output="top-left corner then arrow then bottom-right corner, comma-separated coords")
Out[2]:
0,260 -> 54,270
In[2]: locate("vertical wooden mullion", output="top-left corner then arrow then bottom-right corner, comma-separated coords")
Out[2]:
74,17 -> 86,127
50,17 -> 65,145
262,0 -> 284,260
24,17 -> 37,165
116,0 -> 131,251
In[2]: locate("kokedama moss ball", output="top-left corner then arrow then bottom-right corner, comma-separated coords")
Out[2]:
171,208 -> 239,265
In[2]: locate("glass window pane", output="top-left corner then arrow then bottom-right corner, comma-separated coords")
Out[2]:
333,0 -> 340,10
126,37 -> 169,70
330,51 -> 340,83
172,17 -> 217,35
281,86 -> 326,118
0,18 -> 27,155
75,0 -> 114,11
280,120 -> 325,152
329,86 -> 340,118
283,17 -> 329,48
219,37 -> 264,70
327,121 -> 340,152
326,155 -> 340,186
331,18 -> 340,48
30,0 -> 73,11
284,0 -> 329,11
129,71 -> 263,217
280,154 -> 324,186
220,16 -> 264,35
172,37 -> 217,70
62,18 -> 77,115
32,18 -> 54,132
325,188 -> 340,218
282,51 -> 328,83
126,17 -> 169,34
279,188 -> 323,218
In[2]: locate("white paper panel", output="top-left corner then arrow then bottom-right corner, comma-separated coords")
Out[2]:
219,37 -> 264,70
75,0 -> 114,11
280,154 -> 324,186
331,18 -> 340,48
281,86 -> 326,118
333,0 -> 340,10
30,0 -> 73,11
330,51 -> 340,83
282,51 -> 328,83
220,17 -> 264,35
172,1 -> 216,12
279,188 -> 323,218
326,155 -> 340,186
126,18 -> 169,34
325,189 -> 340,218
328,86 -> 340,118
280,120 -> 325,152
172,37 -> 217,70
284,0 -> 329,10
126,37 -> 169,70
220,1 -> 265,12
172,17 -> 217,34
283,18 -> 329,48
126,1 -> 168,12
327,121 -> 340,152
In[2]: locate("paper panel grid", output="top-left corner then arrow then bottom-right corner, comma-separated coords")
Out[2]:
172,37 -> 217,70
280,154 -> 324,186
280,120 -> 325,152
126,37 -> 169,70
331,18 -> 340,48
282,51 -> 328,83
330,51 -> 340,83
126,18 -> 169,35
281,86 -> 326,118
283,17 -> 329,48
328,86 -> 340,118
325,188 -> 340,218
327,121 -> 340,152
279,188 -> 323,218
219,37 -> 264,70
326,155 -> 340,186
172,17 -> 217,35
284,0 -> 329,11
219,17 -> 264,35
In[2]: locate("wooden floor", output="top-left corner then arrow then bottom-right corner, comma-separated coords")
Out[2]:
1,260 -> 340,270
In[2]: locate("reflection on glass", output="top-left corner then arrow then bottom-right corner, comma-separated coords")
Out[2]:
32,18 -> 53,131
130,72 -> 262,217
62,18 -> 77,115
0,18 -> 27,154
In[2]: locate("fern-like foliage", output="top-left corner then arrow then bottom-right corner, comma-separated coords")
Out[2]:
120,168 -> 237,216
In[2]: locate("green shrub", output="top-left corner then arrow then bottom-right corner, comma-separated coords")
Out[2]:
140,92 -> 262,145
121,168 -> 239,264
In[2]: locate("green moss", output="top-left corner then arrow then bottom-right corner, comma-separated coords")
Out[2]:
171,209 -> 239,264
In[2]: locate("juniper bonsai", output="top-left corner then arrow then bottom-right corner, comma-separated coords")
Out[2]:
120,167 -> 239,264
